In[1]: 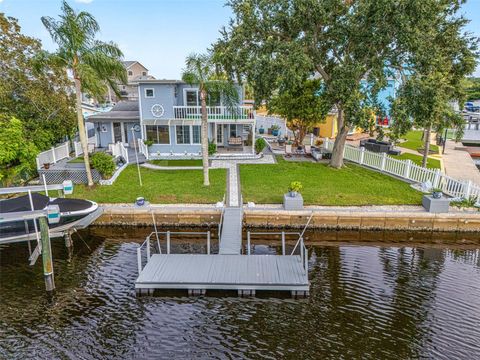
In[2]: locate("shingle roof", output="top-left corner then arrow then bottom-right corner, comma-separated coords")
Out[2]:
87,101 -> 139,122
122,61 -> 137,68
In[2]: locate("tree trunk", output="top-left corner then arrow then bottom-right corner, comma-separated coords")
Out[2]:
329,108 -> 350,168
74,75 -> 94,186
422,125 -> 432,168
200,88 -> 210,186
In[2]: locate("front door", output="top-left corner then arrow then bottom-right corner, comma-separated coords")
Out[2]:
216,124 -> 223,146
113,122 -> 122,143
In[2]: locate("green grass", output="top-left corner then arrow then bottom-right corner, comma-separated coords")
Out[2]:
240,157 -> 422,205
391,153 -> 441,169
399,130 -> 439,154
149,159 -> 203,167
68,165 -> 226,203
67,156 -> 85,164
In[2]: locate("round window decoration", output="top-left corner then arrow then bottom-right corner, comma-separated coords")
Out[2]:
133,124 -> 141,132
151,104 -> 165,118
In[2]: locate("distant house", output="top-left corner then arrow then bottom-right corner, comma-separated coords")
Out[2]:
87,80 -> 255,156
110,61 -> 155,102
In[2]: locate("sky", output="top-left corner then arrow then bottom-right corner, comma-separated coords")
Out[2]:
1,0 -> 480,78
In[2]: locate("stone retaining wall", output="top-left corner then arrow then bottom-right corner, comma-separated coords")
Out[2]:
95,204 -> 480,232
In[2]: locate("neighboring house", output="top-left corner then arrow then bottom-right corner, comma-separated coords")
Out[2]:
110,61 -> 155,102
87,80 -> 255,157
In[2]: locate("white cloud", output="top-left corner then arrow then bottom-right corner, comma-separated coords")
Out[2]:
75,0 -> 93,3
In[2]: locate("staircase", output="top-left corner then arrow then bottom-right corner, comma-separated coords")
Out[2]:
219,207 -> 243,255
127,148 -> 146,164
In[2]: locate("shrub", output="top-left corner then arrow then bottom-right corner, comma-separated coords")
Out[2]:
90,152 -> 116,179
144,139 -> 154,147
208,142 -> 217,155
288,181 -> 303,193
450,196 -> 479,209
255,137 -> 267,153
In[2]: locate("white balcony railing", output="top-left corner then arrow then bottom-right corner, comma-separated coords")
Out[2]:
173,106 -> 254,121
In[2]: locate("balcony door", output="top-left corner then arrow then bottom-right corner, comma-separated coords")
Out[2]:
216,124 -> 224,146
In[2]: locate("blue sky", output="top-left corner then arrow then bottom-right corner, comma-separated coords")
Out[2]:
1,0 -> 480,78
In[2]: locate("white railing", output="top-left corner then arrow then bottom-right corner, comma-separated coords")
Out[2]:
110,142 -> 129,164
323,138 -> 480,200
173,106 -> 255,121
137,139 -> 149,160
36,141 -> 70,169
73,136 -> 96,157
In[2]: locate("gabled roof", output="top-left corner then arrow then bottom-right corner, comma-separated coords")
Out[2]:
123,61 -> 148,71
87,101 -> 139,122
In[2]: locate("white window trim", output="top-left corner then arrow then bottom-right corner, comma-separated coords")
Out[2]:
191,125 -> 201,144
144,88 -> 155,98
183,88 -> 199,106
175,124 -> 192,145
146,124 -> 171,145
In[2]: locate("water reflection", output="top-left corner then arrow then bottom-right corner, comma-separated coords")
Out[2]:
0,229 -> 479,359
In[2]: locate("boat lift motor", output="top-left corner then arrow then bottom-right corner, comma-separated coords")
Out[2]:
46,205 -> 61,225
62,180 -> 73,195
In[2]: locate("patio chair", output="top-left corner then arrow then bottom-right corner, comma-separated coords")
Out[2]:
305,145 -> 312,156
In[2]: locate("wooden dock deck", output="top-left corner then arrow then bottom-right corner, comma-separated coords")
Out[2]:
135,253 -> 309,295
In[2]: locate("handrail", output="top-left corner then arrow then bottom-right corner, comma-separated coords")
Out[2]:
291,212 -> 314,256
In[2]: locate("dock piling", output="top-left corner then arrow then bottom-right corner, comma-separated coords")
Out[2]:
39,217 -> 55,292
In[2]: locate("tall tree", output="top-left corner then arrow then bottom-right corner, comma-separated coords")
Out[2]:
268,79 -> 330,145
214,0 -> 478,168
42,1 -> 126,186
181,52 -> 239,186
0,14 -> 76,153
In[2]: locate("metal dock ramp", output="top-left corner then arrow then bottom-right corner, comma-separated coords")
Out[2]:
218,207 -> 243,254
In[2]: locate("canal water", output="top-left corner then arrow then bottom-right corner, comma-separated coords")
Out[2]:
1,228 -> 479,359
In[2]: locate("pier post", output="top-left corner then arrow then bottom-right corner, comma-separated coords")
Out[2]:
247,231 -> 251,255
207,231 -> 211,255
166,231 -> 171,254
281,232 -> 286,255
39,217 -> 55,292
64,231 -> 73,248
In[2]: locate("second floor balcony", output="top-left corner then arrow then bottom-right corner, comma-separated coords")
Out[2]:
173,106 -> 255,121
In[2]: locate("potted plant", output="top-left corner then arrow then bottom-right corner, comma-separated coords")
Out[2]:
430,187 -> 443,199
43,163 -> 50,170
271,124 -> 280,136
259,125 -> 265,134
288,181 -> 303,197
144,139 -> 154,147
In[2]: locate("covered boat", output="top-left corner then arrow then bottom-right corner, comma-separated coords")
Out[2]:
0,193 -> 99,244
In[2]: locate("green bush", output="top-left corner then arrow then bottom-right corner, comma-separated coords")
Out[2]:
208,142 -> 217,155
288,181 -> 303,193
90,152 -> 116,179
255,137 -> 267,153
144,139 -> 154,147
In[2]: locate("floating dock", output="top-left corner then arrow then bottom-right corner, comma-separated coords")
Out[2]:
135,208 -> 310,297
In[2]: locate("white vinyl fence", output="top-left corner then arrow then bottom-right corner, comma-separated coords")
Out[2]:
36,141 -> 70,170
109,142 -> 129,164
323,138 -> 480,200
74,135 -> 97,157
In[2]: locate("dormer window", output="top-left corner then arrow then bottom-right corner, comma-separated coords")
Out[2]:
145,88 -> 154,98
128,70 -> 133,76
142,71 -> 147,76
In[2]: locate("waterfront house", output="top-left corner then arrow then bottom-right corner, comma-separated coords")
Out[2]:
87,79 -> 255,157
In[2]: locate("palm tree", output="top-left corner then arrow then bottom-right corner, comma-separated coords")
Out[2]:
181,53 -> 239,186
42,1 -> 126,186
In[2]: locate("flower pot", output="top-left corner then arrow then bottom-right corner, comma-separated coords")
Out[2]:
136,197 -> 145,206
289,191 -> 298,198
259,128 -> 265,134
432,191 -> 443,199
272,129 -> 279,136
43,163 -> 50,170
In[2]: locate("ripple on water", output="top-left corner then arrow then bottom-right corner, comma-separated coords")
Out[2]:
1,236 -> 480,359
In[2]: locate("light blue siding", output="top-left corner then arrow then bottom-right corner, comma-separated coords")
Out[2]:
94,122 -> 112,148
140,84 -> 176,120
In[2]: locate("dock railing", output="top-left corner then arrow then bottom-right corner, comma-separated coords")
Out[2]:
137,230 -> 212,274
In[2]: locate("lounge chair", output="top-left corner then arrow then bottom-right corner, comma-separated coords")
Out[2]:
305,145 -> 312,156
285,144 -> 292,157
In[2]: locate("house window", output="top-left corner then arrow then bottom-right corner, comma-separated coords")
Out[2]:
146,125 -> 170,144
142,71 -> 147,76
229,125 -> 238,138
185,89 -> 199,106
192,125 -> 201,144
128,70 -> 133,76
176,125 -> 190,144
145,88 -> 154,98
207,93 -> 221,107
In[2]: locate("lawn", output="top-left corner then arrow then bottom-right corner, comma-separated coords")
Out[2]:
240,157 -> 422,205
390,153 -> 441,169
149,159 -> 203,167
68,165 -> 226,203
67,156 -> 85,164
398,130 -> 439,154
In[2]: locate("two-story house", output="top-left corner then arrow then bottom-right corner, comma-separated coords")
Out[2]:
113,61 -> 155,102
87,79 -> 256,157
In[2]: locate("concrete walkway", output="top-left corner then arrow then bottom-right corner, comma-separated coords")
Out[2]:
443,140 -> 480,185
141,163 -> 202,170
